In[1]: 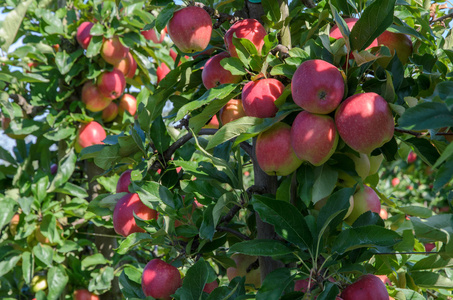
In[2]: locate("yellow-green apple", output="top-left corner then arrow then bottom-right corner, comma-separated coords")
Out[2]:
141,27 -> 166,43
369,153 -> 384,175
97,68 -> 126,99
220,99 -> 246,125
224,19 -> 266,57
31,275 -> 47,293
76,22 -> 94,49
291,59 -> 344,114
242,78 -> 285,118
407,151 -> 417,163
167,6 -> 212,53
102,102 -> 119,123
203,280 -> 218,294
116,169 -> 132,193
202,52 -> 242,89
156,62 -> 171,84
75,121 -> 107,153
391,178 -> 400,187
337,153 -> 370,187
335,92 -> 394,154
114,52 -> 137,79
341,274 -> 389,300
81,81 -> 112,112
291,111 -> 338,166
227,254 -> 261,288
141,259 -> 182,300
113,193 -> 158,237
376,31 -> 413,67
9,214 -> 20,236
118,94 -> 137,116
314,196 -> 354,219
100,36 -> 129,65
345,185 -> 381,225
203,115 -> 219,129
255,122 -> 302,176
74,289 -> 100,300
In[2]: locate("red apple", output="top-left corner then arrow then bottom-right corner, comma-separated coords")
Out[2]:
256,122 -> 302,176
242,78 -> 285,118
100,36 -> 129,65
113,193 -> 158,237
203,115 -> 219,129
75,121 -> 106,153
341,274 -> 389,300
202,52 -> 242,89
376,275 -> 392,286
74,289 -> 100,300
81,81 -> 112,112
424,243 -> 435,252
291,111 -> 338,166
376,31 -> 413,66
407,151 -> 417,163
335,92 -> 394,154
102,102 -> 119,123
118,94 -> 137,116
224,19 -> 266,57
114,52 -> 137,79
76,22 -> 94,49
220,99 -> 246,125
142,259 -> 182,300
391,177 -> 400,187
116,169 -> 132,193
97,68 -> 126,99
345,185 -> 381,225
226,254 -> 261,288
203,280 -> 218,294
291,59 -> 344,114
330,18 -> 378,48
167,6 -> 212,53
141,27 -> 166,43
379,207 -> 388,220
156,62 -> 171,84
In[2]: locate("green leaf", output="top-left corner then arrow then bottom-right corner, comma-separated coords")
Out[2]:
317,188 -> 355,236
262,0 -> 281,23
0,254 -> 21,277
256,268 -> 293,300
220,57 -> 247,75
206,117 -> 262,150
47,265 -> 68,300
82,253 -> 110,269
403,138 -> 440,167
0,146 -> 16,165
48,149 -> 76,192
33,244 -> 53,267
155,2 -> 176,33
119,269 -> 146,299
434,159 -> 453,190
22,251 -> 33,284
174,258 -> 209,300
117,232 -> 153,255
433,140 -> 453,168
44,127 -> 75,141
229,240 -> 294,257
399,206 -> 432,218
135,181 -> 173,209
40,214 -> 60,245
55,50 -> 83,75
150,115 -> 171,154
412,255 -> 453,271
0,0 -> 33,52
270,64 -> 297,79
312,164 -> 338,204
329,4 -> 351,50
94,144 -> 121,170
410,215 -> 452,243
88,266 -> 114,291
54,182 -> 88,198
199,205 -> 215,241
86,35 -> 103,58
411,271 -> 453,289
0,199 -> 15,229
398,102 -> 453,130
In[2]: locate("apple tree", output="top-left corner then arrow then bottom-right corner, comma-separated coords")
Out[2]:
0,0 -> 453,299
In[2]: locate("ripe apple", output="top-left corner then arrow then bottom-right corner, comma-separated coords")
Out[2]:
203,115 -> 219,129
156,62 -> 171,84
114,52 -> 137,79
345,185 -> 381,225
31,275 -> 48,293
102,102 -> 119,123
203,280 -> 218,294
369,153 -> 384,175
220,99 -> 246,125
335,92 -> 394,154
291,59 -> 344,114
116,169 -> 132,193
341,274 -> 389,300
337,153 -> 370,187
118,94 -> 137,116
167,6 -> 212,53
100,36 -> 129,65
407,151 -> 417,163
391,177 -> 400,187
76,21 -> 94,49
202,52 -> 242,89
113,193 -> 158,237
424,243 -> 435,252
379,207 -> 388,220
224,19 -> 267,57
255,122 -> 302,176
227,254 -> 261,288
9,214 -> 20,236
242,78 -> 285,118
97,68 -> 126,99
376,30 -> 413,67
291,111 -> 338,166
81,81 -> 112,112
74,289 -> 100,300
141,27 -> 166,43
141,259 -> 182,300
376,275 -> 392,286
75,121 -> 107,153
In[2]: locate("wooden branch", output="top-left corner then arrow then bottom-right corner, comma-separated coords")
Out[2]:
300,0 -> 316,8
193,2 -> 242,28
431,12 -> 453,23
9,94 -> 44,117
395,128 -> 453,138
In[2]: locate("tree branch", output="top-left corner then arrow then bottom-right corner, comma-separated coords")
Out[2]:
9,94 -> 45,117
431,12 -> 453,23
300,0 -> 316,8
217,226 -> 251,240
193,2 -> 242,28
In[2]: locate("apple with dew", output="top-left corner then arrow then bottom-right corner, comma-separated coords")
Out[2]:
255,122 -> 302,176
167,6 -> 212,53
141,27 -> 166,43
220,99 -> 246,125
224,19 -> 267,57
141,259 -> 182,300
76,21 -> 94,49
118,94 -> 137,116
202,52 -> 242,89
100,36 -> 129,65
81,81 -> 112,112
291,111 -> 338,166
227,254 -> 261,288
291,59 -> 344,114
31,275 -> 48,293
114,52 -> 137,79
407,151 -> 417,163
242,78 -> 285,118
376,31 -> 413,67
116,169 -> 132,193
74,289 -> 100,300
337,153 -> 370,187
156,62 -> 171,84
113,193 -> 158,237
203,280 -> 219,294
345,185 -> 381,225
391,177 -> 400,187
75,121 -> 107,153
102,102 -> 119,123
97,68 -> 126,99
341,274 -> 389,300
335,92 -> 394,154
369,153 -> 384,176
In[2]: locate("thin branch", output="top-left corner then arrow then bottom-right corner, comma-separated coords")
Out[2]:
193,2 -> 242,28
431,12 -> 453,23
217,226 -> 251,240
395,128 -> 453,138
9,94 -> 45,117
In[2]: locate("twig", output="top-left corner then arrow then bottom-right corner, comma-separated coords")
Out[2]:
9,94 -> 45,117
300,0 -> 316,8
431,12 -> 453,23
217,226 -> 251,240
394,128 -> 424,138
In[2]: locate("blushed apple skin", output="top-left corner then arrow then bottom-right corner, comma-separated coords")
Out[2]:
335,92 -> 394,154
168,6 -> 212,53
256,122 -> 302,176
101,37 -> 129,65
345,185 -> 381,225
330,18 -> 379,49
291,111 -> 338,166
113,193 -> 158,237
156,62 -> 171,84
74,289 -> 100,300
76,22 -> 94,49
75,121 -> 106,153
377,31 -> 413,67
202,52 -> 242,89
81,81 -> 112,112
291,59 -> 344,114
141,27 -> 166,43
227,254 -> 261,288
97,68 -> 126,100
141,259 -> 182,300
341,274 -> 389,300
102,102 -> 119,123
114,52 -> 137,79
116,169 -> 132,193
203,280 -> 219,293
224,19 -> 266,57
242,78 -> 285,118
118,94 -> 137,116
220,99 -> 246,125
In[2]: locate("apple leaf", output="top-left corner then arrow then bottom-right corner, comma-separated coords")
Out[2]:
174,258 -> 209,300
256,268 -> 293,300
433,139 -> 453,169
155,2 -> 176,33
0,0 -> 32,52
117,232 -> 153,255
48,149 -> 76,192
262,0 -> 281,24
21,251 -> 32,284
317,282 -> 341,300
412,255 -> 453,271
410,215 -> 452,243
329,4 -> 351,51
150,115 -> 171,154
398,206 -> 433,218
40,214 -> 60,245
220,57 -> 247,76
119,270 -> 146,299
398,102 -> 453,130
199,205 -> 215,241
206,117 -> 261,150
410,271 -> 453,289
229,240 -> 295,257
81,253 -> 110,269
33,244 -> 53,267
434,158 -> 453,190
403,138 -> 440,167
0,198 -> 16,230
317,187 -> 355,236
47,266 -> 69,300
0,254 -> 21,278
312,164 -> 338,204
